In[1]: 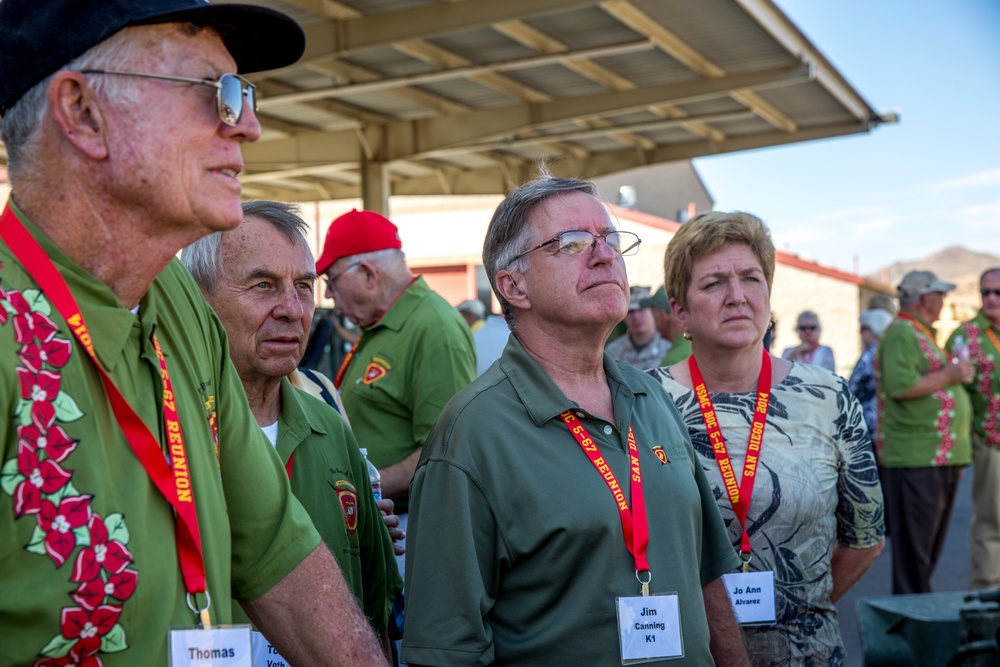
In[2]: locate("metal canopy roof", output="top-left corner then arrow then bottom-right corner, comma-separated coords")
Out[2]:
0,0 -> 897,207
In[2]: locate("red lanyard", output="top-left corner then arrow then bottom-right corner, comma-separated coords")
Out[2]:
0,205 -> 211,625
560,411 -> 650,588
333,340 -> 358,389
688,350 -> 771,563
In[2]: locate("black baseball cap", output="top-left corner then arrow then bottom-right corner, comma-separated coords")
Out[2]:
0,0 -> 306,115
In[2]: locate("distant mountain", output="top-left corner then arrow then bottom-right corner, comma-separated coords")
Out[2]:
867,246 -> 1000,322
867,246 -> 1000,287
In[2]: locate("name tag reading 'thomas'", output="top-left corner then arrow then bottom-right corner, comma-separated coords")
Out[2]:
169,626 -> 252,667
721,571 -> 776,625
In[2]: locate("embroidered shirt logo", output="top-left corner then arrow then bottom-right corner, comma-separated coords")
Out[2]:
651,446 -> 669,465
335,481 -> 359,533
362,358 -> 390,385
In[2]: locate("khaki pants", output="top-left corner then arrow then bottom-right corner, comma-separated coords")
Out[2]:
971,432 -> 1000,589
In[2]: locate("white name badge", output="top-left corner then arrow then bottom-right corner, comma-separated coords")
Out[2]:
251,631 -> 290,667
169,626 -> 252,666
721,570 -> 777,625
616,594 -> 684,664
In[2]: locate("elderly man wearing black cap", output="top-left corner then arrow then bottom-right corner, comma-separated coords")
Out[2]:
876,269 -> 974,595
0,2 -> 385,665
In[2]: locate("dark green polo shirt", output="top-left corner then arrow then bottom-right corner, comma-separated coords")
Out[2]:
231,379 -> 402,634
403,336 -> 739,666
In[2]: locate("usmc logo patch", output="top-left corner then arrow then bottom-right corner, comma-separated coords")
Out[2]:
335,481 -> 359,534
651,446 -> 669,465
362,357 -> 390,385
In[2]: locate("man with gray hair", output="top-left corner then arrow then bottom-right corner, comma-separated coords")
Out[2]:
946,267 -> 1000,589
183,200 -> 403,661
876,269 -> 974,594
0,1 -> 385,664
403,176 -> 748,666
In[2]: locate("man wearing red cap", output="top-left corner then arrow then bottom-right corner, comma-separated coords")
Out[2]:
316,209 -> 476,563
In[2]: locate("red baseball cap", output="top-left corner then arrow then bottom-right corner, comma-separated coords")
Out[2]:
316,209 -> 402,274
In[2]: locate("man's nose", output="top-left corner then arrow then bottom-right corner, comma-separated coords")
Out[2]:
274,288 -> 305,320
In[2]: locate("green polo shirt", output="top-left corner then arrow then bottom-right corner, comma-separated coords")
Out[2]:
231,379 -> 402,634
403,336 -> 739,667
947,311 -> 1000,444
662,335 -> 692,366
0,201 -> 319,666
876,313 -> 972,468
339,276 -> 475,509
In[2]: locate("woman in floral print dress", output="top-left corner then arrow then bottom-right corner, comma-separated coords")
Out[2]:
648,211 -> 885,666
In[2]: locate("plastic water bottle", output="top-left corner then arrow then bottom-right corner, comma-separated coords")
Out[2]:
952,335 -> 970,363
360,448 -> 381,501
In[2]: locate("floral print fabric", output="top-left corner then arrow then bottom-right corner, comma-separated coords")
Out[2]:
650,361 -> 885,666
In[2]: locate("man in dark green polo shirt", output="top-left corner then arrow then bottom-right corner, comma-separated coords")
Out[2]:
876,269 -> 974,594
403,176 -> 748,666
183,200 -> 403,662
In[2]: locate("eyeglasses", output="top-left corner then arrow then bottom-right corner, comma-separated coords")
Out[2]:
981,288 -> 1000,297
797,325 -> 818,331
323,263 -> 361,292
79,70 -> 257,126
508,230 -> 641,266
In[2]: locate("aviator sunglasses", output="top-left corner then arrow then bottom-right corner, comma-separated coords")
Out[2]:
80,70 -> 256,126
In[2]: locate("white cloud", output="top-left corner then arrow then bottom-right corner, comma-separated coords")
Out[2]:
927,168 -> 1000,193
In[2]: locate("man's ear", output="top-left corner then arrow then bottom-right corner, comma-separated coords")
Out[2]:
48,71 -> 109,160
358,261 -> 379,289
496,269 -> 529,311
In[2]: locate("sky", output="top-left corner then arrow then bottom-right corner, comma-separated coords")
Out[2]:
693,0 -> 1000,276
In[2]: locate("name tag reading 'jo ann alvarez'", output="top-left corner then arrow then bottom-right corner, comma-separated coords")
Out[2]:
721,571 -> 776,625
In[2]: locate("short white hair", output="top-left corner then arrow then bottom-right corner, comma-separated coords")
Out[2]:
859,308 -> 894,338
